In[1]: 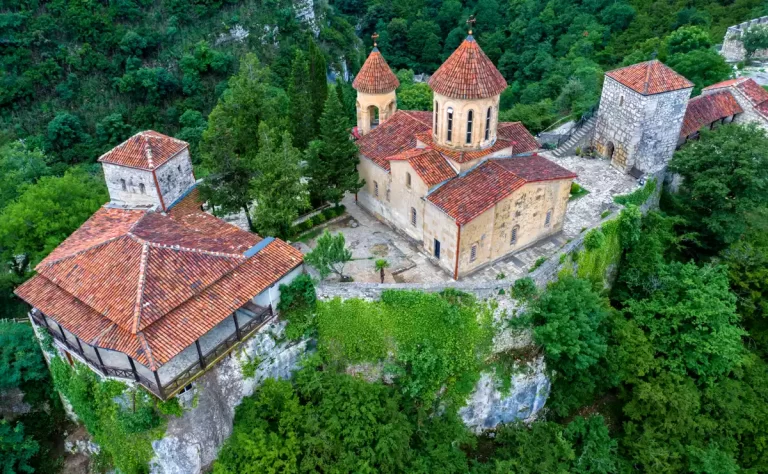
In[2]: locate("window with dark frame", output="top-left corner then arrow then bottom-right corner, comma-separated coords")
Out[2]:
470,244 -> 477,262
374,181 -> 379,197
120,179 -> 127,191
466,110 -> 474,144
510,226 -> 519,245
545,209 -> 553,227
485,107 -> 491,141
447,107 -> 453,142
139,183 -> 146,194
411,207 -> 417,226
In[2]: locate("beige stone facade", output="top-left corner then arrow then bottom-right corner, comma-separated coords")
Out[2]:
356,90 -> 397,135
431,92 -> 500,151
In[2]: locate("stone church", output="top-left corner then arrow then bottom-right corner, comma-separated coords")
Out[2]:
352,33 -> 576,279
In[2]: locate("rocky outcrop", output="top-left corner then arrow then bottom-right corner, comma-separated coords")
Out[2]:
150,322 -> 309,474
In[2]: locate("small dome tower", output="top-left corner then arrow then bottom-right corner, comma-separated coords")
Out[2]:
352,33 -> 400,136
428,18 -> 507,151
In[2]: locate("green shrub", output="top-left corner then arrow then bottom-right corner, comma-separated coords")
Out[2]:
584,228 -> 606,251
278,274 -> 317,312
530,257 -> 547,272
614,178 -> 657,206
511,277 -> 538,300
156,397 -> 184,418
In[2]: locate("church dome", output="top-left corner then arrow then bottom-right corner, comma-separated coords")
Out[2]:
352,48 -> 400,95
428,35 -> 507,100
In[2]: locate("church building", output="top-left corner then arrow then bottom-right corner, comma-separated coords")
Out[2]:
352,30 -> 577,279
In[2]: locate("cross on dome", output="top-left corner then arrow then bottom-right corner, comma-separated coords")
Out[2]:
371,32 -> 379,48
466,15 -> 476,35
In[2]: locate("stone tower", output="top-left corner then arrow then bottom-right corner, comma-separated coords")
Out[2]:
593,60 -> 693,175
98,131 -> 195,211
428,33 -> 507,152
352,37 -> 400,136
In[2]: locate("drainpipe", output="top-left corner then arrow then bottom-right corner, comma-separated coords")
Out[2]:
453,222 -> 461,280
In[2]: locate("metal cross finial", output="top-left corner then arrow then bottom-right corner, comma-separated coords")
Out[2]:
372,32 -> 379,47
466,15 -> 476,35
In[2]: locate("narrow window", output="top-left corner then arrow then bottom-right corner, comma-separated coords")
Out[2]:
120,179 -> 127,191
446,107 -> 453,142
411,207 -> 417,226
545,209 -> 553,227
470,244 -> 477,262
485,107 -> 491,141
466,110 -> 474,144
386,187 -> 390,202
406,172 -> 411,188
510,226 -> 519,245
139,183 -> 146,194
619,96 -> 624,107
177,165 -> 182,173
434,101 -> 439,132
374,181 -> 379,197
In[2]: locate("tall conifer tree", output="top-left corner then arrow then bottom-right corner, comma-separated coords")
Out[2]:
308,39 -> 328,135
288,50 -> 314,149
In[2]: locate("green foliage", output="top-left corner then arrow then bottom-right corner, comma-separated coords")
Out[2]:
511,277 -> 537,301
613,177 -> 657,206
240,353 -> 262,379
278,274 -> 317,313
315,291 -> 493,409
156,398 -> 184,418
396,70 -> 433,111
668,124 -> 768,255
667,49 -> 732,95
306,92 -> 362,205
304,230 -> 353,280
529,276 -> 612,416
583,228 -> 606,251
250,124 -> 309,239
50,359 -> 169,474
0,322 -> 49,394
290,204 -> 346,238
0,419 -> 39,474
0,142 -> 50,210
741,24 -> 768,58
576,219 -> 621,287
569,182 -> 589,200
529,257 -> 546,272
288,50 -> 315,149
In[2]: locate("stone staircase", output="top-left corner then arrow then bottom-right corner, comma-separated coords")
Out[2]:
552,116 -> 597,157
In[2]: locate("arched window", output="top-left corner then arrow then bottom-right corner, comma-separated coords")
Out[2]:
374,181 -> 379,197
510,225 -> 519,245
545,209 -> 553,227
411,207 -> 417,226
466,110 -> 474,144
120,179 -> 127,191
406,172 -> 411,188
434,101 -> 439,132
446,107 -> 453,142
139,183 -> 146,194
485,107 -> 492,141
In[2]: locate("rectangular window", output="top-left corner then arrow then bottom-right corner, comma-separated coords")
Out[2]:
121,179 -> 127,191
485,107 -> 491,141
510,227 -> 518,245
411,207 -> 417,226
470,244 -> 477,262
447,108 -> 453,142
466,110 -> 473,144
386,187 -> 390,202
374,181 -> 379,197
545,209 -> 552,227
434,239 -> 441,259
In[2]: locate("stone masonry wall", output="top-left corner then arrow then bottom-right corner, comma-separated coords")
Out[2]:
635,87 -> 691,173
593,78 -> 646,170
102,163 -> 161,208
155,150 -> 196,209
721,17 -> 768,62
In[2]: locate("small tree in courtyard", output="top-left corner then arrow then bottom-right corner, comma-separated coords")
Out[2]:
305,230 -> 353,281
374,259 -> 389,283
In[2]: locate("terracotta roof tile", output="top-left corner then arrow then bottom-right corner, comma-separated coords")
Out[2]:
734,78 -> 768,106
397,149 -> 457,187
429,35 -> 507,99
98,131 -> 188,171
352,48 -> 400,94
680,91 -> 743,137
414,124 -> 538,164
606,60 -> 693,95
702,77 -> 747,91
15,206 -> 303,370
496,122 -> 541,151
357,110 -> 432,170
427,155 -> 576,224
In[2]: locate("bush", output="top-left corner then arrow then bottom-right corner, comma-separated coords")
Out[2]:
278,274 -> 317,312
584,228 -> 606,251
614,178 -> 657,206
511,277 -> 538,301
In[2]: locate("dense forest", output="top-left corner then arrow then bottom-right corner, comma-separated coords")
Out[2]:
3,0 -> 768,472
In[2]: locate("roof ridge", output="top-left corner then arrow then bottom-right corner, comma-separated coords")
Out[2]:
137,332 -> 158,371
643,60 -> 654,95
36,234 -> 133,269
403,110 -> 432,126
141,240 -> 247,259
132,243 -> 150,334
143,134 -> 155,169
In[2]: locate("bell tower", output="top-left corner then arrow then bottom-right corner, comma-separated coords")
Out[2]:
352,33 -> 400,136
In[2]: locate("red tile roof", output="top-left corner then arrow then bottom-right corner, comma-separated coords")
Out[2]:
15,207 -> 303,369
387,149 -> 457,187
496,122 -> 541,151
734,78 -> 768,106
352,48 -> 400,94
606,60 -> 693,95
427,156 -> 576,224
702,77 -> 746,91
98,131 -> 188,171
680,91 -> 743,137
429,35 -> 508,99
357,110 -> 432,170
414,122 -> 538,164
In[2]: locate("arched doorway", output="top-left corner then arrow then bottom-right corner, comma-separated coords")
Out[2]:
605,141 -> 615,160
367,105 -> 379,129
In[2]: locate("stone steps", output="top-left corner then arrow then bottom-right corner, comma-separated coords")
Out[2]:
553,116 -> 597,157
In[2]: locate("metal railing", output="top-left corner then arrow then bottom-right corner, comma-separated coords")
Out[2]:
32,305 -> 273,400
555,105 -> 598,148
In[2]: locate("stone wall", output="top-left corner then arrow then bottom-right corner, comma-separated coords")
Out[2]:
721,17 -> 768,62
102,163 -> 161,208
356,90 -> 397,135
635,87 -> 691,173
432,91 -> 501,153
155,150 -> 196,209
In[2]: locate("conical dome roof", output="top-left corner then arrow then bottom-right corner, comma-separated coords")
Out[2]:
429,35 -> 507,99
352,48 -> 400,94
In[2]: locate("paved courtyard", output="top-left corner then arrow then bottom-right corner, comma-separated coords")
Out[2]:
296,153 -> 640,283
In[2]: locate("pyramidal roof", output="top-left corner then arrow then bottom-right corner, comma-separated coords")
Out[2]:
352,48 -> 400,94
605,60 -> 693,95
428,35 -> 508,99
98,130 -> 188,171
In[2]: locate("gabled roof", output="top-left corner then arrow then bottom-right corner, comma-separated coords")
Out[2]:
16,206 -> 302,369
703,77 -> 768,119
357,110 -> 433,170
427,156 -> 576,225
428,35 -> 508,99
387,149 -> 457,187
98,131 -> 188,171
352,48 -> 400,94
605,60 -> 693,95
680,91 -> 743,137
414,122 -> 538,164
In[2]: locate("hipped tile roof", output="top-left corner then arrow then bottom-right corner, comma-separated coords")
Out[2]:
352,48 -> 400,94
606,60 -> 693,95
427,156 -> 576,225
357,110 -> 433,170
15,206 -> 302,369
98,131 -> 188,171
387,149 -> 457,187
414,121 -> 538,164
680,91 -> 743,137
429,35 -> 508,99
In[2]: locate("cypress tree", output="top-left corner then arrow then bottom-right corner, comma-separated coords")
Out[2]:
308,92 -> 362,205
308,38 -> 328,135
288,50 -> 314,149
